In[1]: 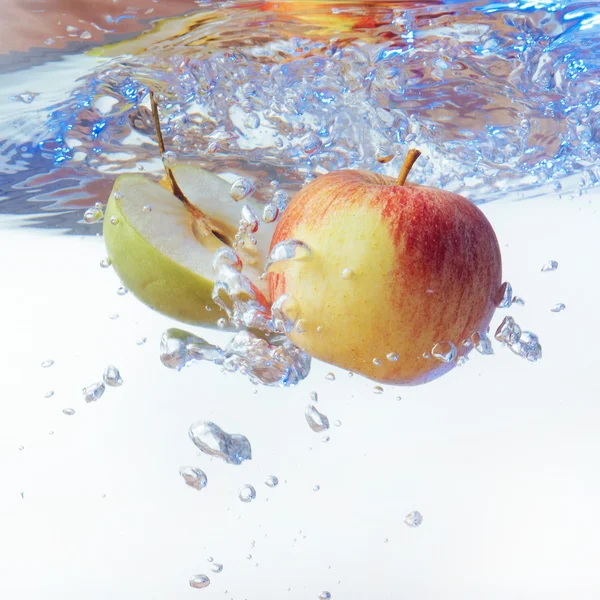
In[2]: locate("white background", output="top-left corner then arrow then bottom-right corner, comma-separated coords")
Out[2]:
1,187 -> 599,599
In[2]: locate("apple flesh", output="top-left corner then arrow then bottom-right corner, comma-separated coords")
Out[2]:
267,169 -> 502,385
103,164 -> 274,327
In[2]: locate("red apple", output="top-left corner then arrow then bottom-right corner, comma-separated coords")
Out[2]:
267,151 -> 502,385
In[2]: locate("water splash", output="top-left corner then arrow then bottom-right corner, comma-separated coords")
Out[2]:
11,0 -> 600,232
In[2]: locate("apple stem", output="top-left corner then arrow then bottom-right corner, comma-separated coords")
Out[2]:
149,91 -> 196,210
396,148 -> 421,186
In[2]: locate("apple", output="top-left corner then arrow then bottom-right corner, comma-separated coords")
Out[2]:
103,94 -> 274,327
267,150 -> 502,385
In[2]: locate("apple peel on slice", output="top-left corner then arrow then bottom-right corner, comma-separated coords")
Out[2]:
103,164 -> 274,327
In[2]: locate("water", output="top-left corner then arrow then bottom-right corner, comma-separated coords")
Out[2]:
2,2 -> 600,599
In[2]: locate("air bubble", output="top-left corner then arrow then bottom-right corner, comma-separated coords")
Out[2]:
375,146 -> 394,163
373,386 -> 384,394
179,466 -> 208,490
325,372 -> 335,381
496,282 -> 513,308
264,239 -> 312,274
41,359 -> 54,368
305,405 -> 330,432
541,260 -> 558,272
262,203 -> 279,223
109,216 -> 118,225
189,421 -> 252,465
83,206 -> 103,224
189,574 -> 210,589
404,511 -> 423,527
341,268 -> 355,280
241,204 -> 259,233
550,303 -> 566,312
432,341 -> 457,363
117,286 -> 128,296
230,178 -> 256,202
103,365 -> 123,387
386,352 -> 399,361
238,484 -> 257,503
82,382 -> 105,403
265,475 -> 279,488
161,150 -> 177,167
62,408 -> 75,416
100,258 -> 112,269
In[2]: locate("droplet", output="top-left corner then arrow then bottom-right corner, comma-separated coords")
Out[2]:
305,405 -> 330,432
230,178 -> 256,202
264,239 -> 312,274
100,258 -> 112,269
375,146 -> 394,163
386,352 -> 399,362
212,247 -> 243,273
265,475 -> 279,488
373,386 -> 384,394
309,391 -> 318,402
44,390 -> 54,398
109,216 -> 118,225
246,554 -> 253,560
189,421 -> 252,465
550,303 -> 566,313
313,485 -> 321,492
103,365 -> 123,387
496,281 -> 513,308
217,318 -> 227,329
383,538 -> 389,543
109,313 -> 119,320
238,484 -> 257,503
300,131 -> 322,155
341,268 -> 355,280
136,337 -> 147,345
179,466 -> 208,491
207,557 -> 213,563
325,372 -> 335,381
41,359 -> 54,368
262,203 -> 279,223
117,286 -> 128,296
318,592 -> 332,600
189,574 -> 210,589
241,204 -> 259,233
404,510 -> 423,527
83,206 -> 103,224
334,420 -> 341,427
142,204 -> 152,212
541,260 -> 558,272
322,435 -> 330,443
62,408 -> 75,416
162,150 -> 177,167
210,563 -> 223,574
373,358 -> 381,366
396,396 -> 402,401
432,341 -> 457,363
82,382 -> 105,403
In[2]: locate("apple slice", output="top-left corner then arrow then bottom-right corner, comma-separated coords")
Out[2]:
103,165 -> 274,327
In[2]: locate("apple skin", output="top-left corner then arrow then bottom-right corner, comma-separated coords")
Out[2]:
268,170 -> 502,385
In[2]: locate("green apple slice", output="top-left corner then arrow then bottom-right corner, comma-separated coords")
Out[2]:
103,164 -> 274,327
